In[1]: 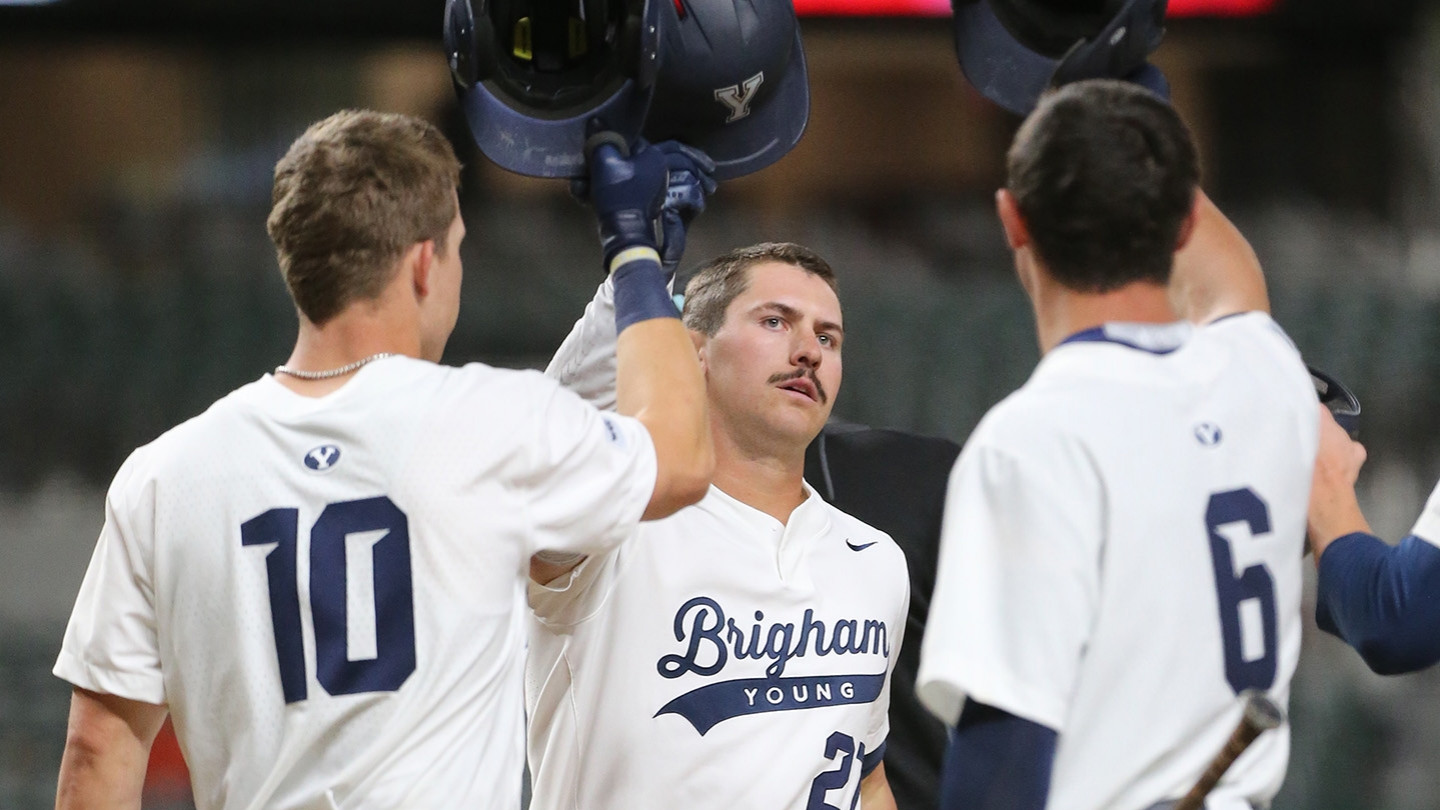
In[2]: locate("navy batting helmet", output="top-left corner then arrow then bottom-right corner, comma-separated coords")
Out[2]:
951,0 -> 1168,115
641,0 -> 809,181
444,0 -> 663,178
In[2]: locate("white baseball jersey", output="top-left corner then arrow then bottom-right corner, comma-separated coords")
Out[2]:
526,279 -> 909,810
917,314 -> 1318,810
55,356 -> 657,810
1410,479 -> 1440,549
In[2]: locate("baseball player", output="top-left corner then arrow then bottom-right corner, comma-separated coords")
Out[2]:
915,81 -> 1319,810
51,110 -> 714,810
1307,408 -> 1440,674
526,240 -> 909,810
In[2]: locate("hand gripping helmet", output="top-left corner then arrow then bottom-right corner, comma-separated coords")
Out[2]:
444,0 -> 663,177
950,0 -> 1168,115
641,0 -> 810,181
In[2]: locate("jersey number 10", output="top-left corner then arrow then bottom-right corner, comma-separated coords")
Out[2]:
241,496 -> 416,703
1205,487 -> 1278,694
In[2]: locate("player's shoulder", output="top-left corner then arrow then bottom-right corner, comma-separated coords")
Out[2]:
104,376 -> 274,500
966,382 -> 1078,453
1197,310 -> 1298,355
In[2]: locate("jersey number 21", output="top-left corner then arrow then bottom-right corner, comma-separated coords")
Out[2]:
242,495 -> 416,703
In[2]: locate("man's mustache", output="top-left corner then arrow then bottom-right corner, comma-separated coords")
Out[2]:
767,367 -> 828,404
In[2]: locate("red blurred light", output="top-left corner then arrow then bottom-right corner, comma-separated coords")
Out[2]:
793,0 -> 1279,18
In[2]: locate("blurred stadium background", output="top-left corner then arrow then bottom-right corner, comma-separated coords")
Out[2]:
2,0 -> 1439,807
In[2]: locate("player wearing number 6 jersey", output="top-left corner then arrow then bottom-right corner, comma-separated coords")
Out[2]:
51,110 -> 713,810
916,81 -> 1318,810
526,241 -> 908,810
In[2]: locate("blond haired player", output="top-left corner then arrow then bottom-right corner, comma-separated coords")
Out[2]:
52,110 -> 713,810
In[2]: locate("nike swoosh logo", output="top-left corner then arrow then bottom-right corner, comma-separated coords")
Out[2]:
846,539 -> 878,552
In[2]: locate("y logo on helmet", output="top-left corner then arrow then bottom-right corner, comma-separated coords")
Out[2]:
714,72 -> 765,123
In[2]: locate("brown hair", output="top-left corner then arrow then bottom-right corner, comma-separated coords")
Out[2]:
1008,80 -> 1199,293
682,242 -> 838,336
266,109 -> 462,325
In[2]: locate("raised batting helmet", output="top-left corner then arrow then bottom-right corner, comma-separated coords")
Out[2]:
1309,365 -> 1362,439
641,0 -> 809,181
444,0 -> 663,178
951,0 -> 1168,115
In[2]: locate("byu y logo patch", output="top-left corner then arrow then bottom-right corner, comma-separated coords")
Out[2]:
714,72 -> 765,123
304,444 -> 342,472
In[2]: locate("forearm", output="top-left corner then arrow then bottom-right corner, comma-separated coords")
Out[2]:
860,762 -> 897,810
56,688 -> 166,810
616,316 -> 712,518
1170,190 -> 1270,323
1307,479 -> 1372,561
1317,533 -> 1440,675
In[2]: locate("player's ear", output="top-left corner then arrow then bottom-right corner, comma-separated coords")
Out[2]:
995,189 -> 1030,251
408,239 -> 437,299
689,329 -> 709,370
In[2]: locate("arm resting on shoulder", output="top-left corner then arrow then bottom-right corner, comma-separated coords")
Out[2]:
938,700 -> 1057,810
55,687 -> 168,810
1317,533 -> 1440,675
1170,190 -> 1271,323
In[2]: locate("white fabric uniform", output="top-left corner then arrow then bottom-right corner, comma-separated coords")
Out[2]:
1410,480 -> 1440,549
917,315 -> 1318,810
55,356 -> 657,810
526,280 -> 909,810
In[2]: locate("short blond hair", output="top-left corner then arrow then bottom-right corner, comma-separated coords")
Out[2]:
267,109 -> 462,324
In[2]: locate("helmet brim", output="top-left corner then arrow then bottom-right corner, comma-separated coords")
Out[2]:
952,1 -> 1059,116
457,79 -> 655,178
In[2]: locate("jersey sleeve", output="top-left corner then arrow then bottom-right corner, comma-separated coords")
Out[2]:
520,379 -> 657,559
546,278 -> 620,411
916,431 -> 1103,733
527,547 -> 623,626
1409,478 -> 1440,549
53,451 -> 167,705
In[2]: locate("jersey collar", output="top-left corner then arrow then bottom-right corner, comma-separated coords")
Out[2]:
1058,321 -> 1193,355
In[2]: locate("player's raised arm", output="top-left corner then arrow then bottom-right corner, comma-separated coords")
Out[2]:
582,138 -> 715,520
1170,189 -> 1272,323
547,143 -> 714,411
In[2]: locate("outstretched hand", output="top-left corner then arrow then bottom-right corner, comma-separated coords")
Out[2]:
578,134 -> 716,275
1307,404 -> 1371,562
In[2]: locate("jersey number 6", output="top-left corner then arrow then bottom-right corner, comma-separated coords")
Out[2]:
241,496 -> 416,704
1205,488 -> 1278,695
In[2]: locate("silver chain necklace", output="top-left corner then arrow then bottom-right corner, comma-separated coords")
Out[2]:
274,352 -> 398,380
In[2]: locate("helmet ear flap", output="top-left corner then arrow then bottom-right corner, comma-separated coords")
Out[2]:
445,0 -> 499,88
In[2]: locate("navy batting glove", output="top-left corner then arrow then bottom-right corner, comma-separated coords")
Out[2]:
584,133 -> 671,273
655,142 -> 717,277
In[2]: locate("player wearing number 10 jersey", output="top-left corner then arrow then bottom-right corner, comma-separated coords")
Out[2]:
51,111 -> 713,810
916,82 -> 1319,810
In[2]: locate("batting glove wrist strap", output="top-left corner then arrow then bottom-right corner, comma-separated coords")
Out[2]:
613,255 -> 679,333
